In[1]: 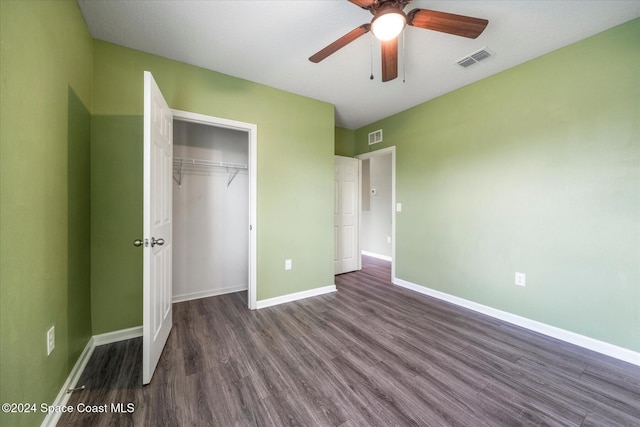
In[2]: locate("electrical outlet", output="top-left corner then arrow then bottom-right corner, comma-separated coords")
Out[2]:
47,326 -> 55,356
515,272 -> 526,287
285,259 -> 292,270
387,236 -> 391,243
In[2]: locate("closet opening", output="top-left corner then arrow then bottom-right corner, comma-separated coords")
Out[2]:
171,110 -> 257,309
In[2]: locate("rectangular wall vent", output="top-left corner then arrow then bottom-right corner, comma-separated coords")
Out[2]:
457,47 -> 492,68
368,129 -> 383,145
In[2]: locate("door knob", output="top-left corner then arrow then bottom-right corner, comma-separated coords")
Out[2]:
151,237 -> 165,247
133,239 -> 145,247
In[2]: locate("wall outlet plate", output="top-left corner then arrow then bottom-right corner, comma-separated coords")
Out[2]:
515,272 -> 526,287
285,259 -> 292,270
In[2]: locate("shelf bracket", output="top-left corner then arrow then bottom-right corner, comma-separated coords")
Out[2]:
227,167 -> 239,187
173,158 -> 184,186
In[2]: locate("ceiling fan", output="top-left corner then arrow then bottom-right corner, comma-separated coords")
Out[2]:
309,0 -> 489,82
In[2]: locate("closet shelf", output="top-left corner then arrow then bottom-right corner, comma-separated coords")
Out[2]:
173,156 -> 247,187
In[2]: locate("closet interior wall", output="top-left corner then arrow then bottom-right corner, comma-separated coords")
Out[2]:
172,120 -> 249,302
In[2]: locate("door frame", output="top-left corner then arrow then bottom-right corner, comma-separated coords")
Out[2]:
171,109 -> 258,310
356,146 -> 396,280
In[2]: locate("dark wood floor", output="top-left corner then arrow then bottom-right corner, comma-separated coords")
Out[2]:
359,255 -> 391,282
60,257 -> 640,426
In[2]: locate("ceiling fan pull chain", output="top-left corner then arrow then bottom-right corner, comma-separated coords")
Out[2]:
370,33 -> 374,80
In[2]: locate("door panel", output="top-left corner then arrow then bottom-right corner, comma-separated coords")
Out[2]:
334,156 -> 359,274
143,71 -> 173,384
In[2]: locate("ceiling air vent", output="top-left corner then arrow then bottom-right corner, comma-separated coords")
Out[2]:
457,57 -> 477,68
457,47 -> 492,68
368,129 -> 383,145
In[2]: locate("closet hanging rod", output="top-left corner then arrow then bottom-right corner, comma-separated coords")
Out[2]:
173,156 -> 247,170
173,156 -> 247,187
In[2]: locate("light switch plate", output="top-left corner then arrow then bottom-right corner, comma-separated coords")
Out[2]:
47,326 -> 55,355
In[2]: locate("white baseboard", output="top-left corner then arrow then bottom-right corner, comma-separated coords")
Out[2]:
41,338 -> 94,427
41,326 -> 143,426
256,285 -> 337,309
393,277 -> 640,367
92,326 -> 143,346
172,285 -> 248,303
361,251 -> 392,262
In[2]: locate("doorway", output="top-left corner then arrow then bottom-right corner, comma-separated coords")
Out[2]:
357,146 -> 396,281
171,109 -> 257,309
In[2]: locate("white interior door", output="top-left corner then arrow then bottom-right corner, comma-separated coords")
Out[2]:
335,156 -> 360,274
143,71 -> 173,385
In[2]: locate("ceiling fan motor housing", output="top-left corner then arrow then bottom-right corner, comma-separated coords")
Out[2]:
362,0 -> 412,14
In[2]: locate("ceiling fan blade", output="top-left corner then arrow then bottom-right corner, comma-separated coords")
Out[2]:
381,38 -> 398,82
309,24 -> 371,63
349,0 -> 376,9
407,9 -> 488,39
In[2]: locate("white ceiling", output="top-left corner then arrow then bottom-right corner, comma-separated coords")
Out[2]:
77,0 -> 640,129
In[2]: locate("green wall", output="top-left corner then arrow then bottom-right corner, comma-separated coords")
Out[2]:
91,41 -> 335,333
0,1 -> 93,426
355,19 -> 640,352
1,5 -> 636,426
335,126 -> 355,156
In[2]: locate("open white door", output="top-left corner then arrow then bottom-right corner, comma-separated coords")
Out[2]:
335,156 -> 360,274
143,71 -> 173,385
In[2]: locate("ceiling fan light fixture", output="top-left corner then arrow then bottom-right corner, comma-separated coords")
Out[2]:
371,9 -> 406,41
